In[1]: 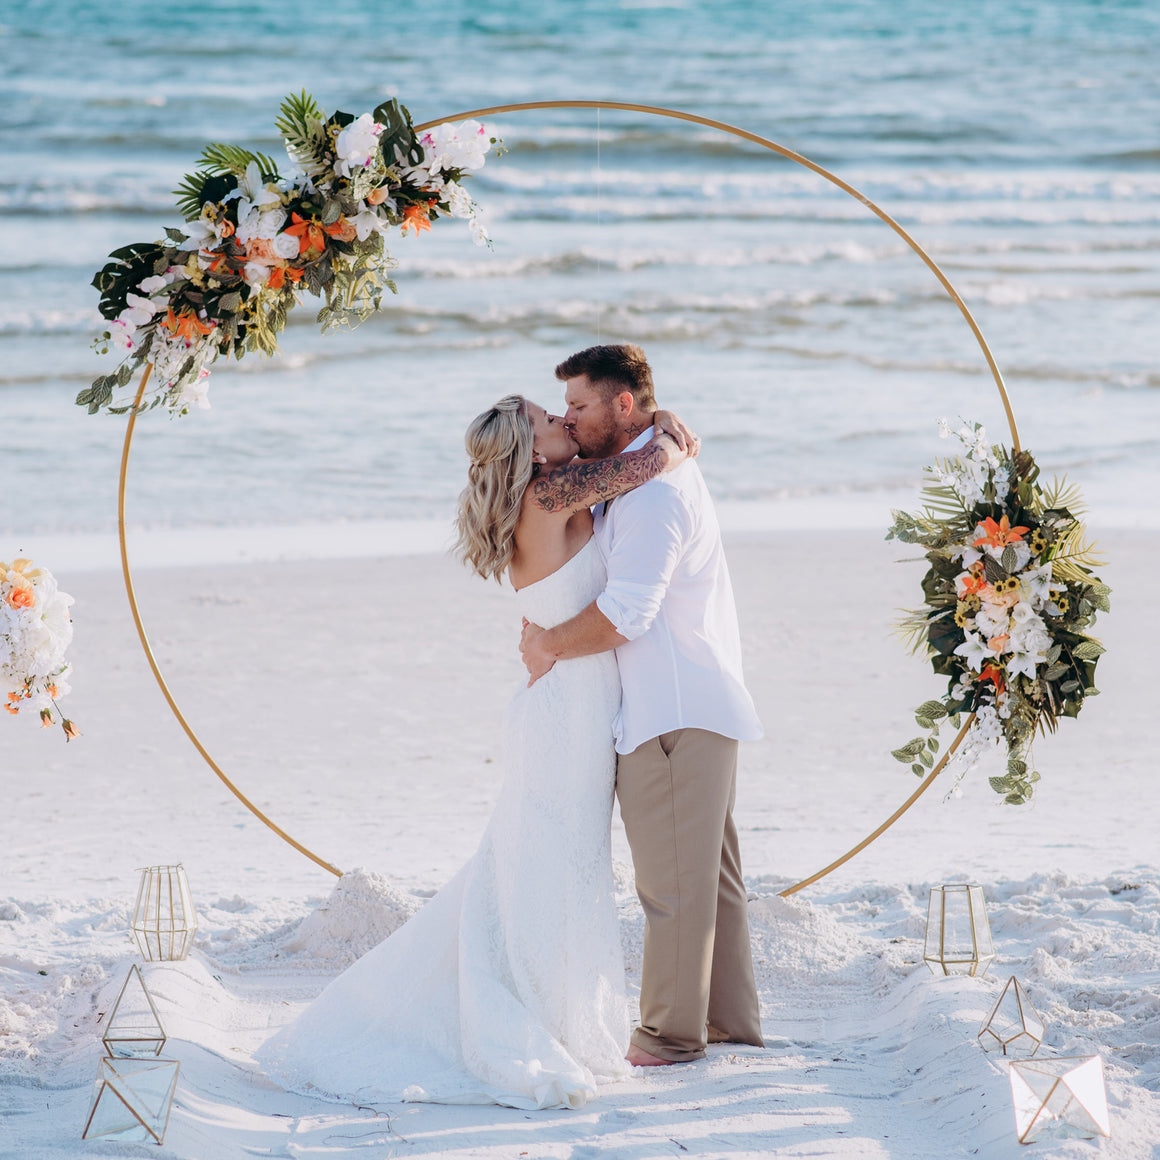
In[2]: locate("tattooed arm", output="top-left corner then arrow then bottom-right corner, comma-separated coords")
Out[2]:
529,433 -> 687,516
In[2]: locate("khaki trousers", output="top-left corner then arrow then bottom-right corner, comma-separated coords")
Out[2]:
616,728 -> 764,1061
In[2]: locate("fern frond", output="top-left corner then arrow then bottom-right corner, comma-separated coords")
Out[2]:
197,142 -> 281,178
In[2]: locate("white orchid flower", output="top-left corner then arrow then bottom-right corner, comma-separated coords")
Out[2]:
350,207 -> 390,242
421,120 -> 489,173
119,292 -> 162,329
335,113 -> 382,177
230,162 -> 286,244
138,270 -> 178,294
954,630 -> 993,672
468,217 -> 490,247
178,371 -> 211,412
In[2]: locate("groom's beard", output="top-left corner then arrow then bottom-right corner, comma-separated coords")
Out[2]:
573,412 -> 622,460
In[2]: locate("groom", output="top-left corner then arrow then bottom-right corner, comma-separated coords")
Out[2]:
520,343 -> 765,1065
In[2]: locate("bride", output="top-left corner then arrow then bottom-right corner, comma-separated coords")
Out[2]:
257,394 -> 696,1110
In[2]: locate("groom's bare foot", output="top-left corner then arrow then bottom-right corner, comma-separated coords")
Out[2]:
626,1045 -> 677,1067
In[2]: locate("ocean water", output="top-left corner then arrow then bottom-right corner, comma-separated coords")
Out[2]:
2,0 -> 1159,537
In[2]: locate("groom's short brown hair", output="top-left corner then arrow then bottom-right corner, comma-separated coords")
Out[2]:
555,344 -> 655,410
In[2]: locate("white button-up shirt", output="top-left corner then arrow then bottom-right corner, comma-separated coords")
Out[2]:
594,431 -> 763,756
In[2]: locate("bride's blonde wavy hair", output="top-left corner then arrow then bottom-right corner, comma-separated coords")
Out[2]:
455,394 -> 537,582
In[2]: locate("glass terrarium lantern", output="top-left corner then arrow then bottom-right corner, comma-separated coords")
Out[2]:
1009,1055 -> 1110,1143
81,1056 -> 180,1145
978,975 -> 1045,1058
102,964 -> 167,1058
131,864 -> 198,962
923,884 -> 994,977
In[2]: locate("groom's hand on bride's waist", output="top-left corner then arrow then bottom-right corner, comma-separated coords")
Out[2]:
520,618 -> 556,687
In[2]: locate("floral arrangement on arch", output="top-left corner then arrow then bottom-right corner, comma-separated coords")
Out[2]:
1,558 -> 78,740
83,91 -> 494,416
887,421 -> 1110,803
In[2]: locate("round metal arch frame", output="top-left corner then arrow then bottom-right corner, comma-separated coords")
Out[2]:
117,100 -> 1022,892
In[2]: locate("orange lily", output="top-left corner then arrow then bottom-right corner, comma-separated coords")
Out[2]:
974,514 -> 1029,550
267,265 -> 304,291
162,308 -> 216,342
979,664 -> 1006,695
285,212 -> 328,260
959,571 -> 988,598
400,201 -> 433,237
323,216 -> 357,243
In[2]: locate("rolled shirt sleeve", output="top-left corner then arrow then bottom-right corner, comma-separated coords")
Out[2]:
595,484 -> 693,641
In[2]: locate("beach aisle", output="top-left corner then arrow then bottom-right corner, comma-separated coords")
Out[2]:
1,529 -> 1157,1158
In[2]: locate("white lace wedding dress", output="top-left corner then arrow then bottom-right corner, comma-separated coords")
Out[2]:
257,538 -> 629,1109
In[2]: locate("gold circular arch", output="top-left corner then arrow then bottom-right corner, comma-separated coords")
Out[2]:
117,99 -> 1019,890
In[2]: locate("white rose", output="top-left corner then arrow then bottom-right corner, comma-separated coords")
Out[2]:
272,232 -> 300,260
236,204 -> 287,244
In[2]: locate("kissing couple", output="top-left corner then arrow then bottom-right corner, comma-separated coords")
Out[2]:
259,344 -> 765,1109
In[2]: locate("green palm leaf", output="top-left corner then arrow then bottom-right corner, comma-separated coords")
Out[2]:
197,142 -> 281,178
174,171 -> 212,221
275,89 -> 328,174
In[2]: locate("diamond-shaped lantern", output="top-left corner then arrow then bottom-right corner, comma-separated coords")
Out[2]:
1009,1054 -> 1110,1143
923,883 -> 994,977
978,975 -> 1045,1058
103,964 -> 167,1058
81,1056 -> 180,1145
131,864 -> 198,962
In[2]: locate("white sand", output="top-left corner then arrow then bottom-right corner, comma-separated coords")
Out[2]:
1,527 -> 1157,1158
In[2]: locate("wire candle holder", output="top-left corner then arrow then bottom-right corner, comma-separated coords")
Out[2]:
923,883 -> 994,977
130,864 -> 198,962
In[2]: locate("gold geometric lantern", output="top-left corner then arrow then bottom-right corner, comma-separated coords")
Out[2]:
1009,1055 -> 1111,1143
102,964 -> 167,1058
977,975 -> 1045,1058
81,1056 -> 180,1145
923,883 -> 994,977
130,864 -> 198,962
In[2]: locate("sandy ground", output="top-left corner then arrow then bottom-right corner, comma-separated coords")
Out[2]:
1,527 -> 1157,1158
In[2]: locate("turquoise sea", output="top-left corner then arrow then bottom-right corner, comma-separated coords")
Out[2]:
2,0 -> 1159,534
